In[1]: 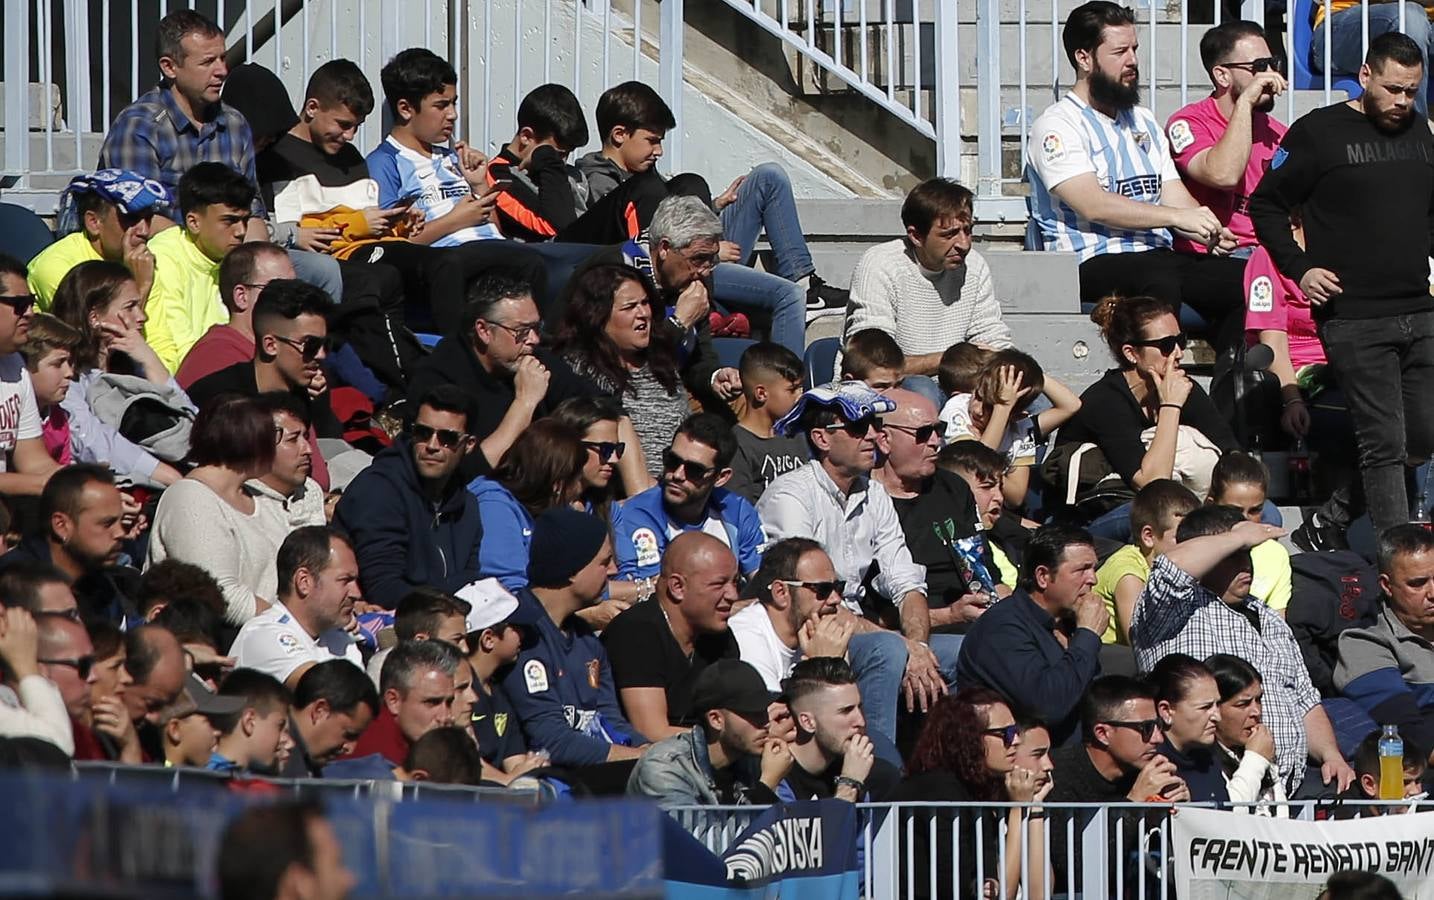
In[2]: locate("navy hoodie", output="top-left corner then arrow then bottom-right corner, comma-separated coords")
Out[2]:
332,437 -> 483,608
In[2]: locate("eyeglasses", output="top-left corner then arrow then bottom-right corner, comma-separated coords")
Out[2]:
1220,56 -> 1281,73
39,655 -> 94,679
0,294 -> 36,317
1130,333 -> 1188,356
778,579 -> 847,598
483,319 -> 542,342
883,421 -> 947,443
823,415 -> 883,438
273,334 -> 325,361
983,724 -> 1020,748
662,448 -> 715,482
1103,719 -> 1163,741
411,423 -> 468,449
679,248 -> 719,272
582,440 -> 626,461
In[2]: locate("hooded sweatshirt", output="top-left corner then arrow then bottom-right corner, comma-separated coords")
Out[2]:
575,151 -> 630,205
467,476 -> 535,593
332,437 -> 483,608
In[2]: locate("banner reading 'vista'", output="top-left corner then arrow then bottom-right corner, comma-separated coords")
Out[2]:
1172,807 -> 1434,899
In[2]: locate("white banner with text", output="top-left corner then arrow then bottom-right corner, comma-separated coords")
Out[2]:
1172,807 -> 1434,899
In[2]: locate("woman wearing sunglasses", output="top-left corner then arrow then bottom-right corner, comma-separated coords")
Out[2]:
1054,294 -> 1238,516
1151,653 -> 1229,805
887,688 -> 1049,899
554,264 -> 692,481
468,419 -> 586,594
50,260 -> 188,488
551,395 -> 649,523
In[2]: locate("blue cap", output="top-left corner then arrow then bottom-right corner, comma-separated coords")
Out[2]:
57,169 -> 171,234
772,380 -> 897,437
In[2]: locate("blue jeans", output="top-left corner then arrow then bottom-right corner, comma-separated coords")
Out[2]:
719,162 -> 815,282
1312,2 -> 1434,114
710,261 -> 806,357
288,249 -> 343,303
846,631 -> 963,749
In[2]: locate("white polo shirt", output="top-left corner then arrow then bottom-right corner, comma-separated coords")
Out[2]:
230,601 -> 362,685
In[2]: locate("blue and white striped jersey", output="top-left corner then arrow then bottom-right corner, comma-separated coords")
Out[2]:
1025,94 -> 1181,263
366,135 -> 503,246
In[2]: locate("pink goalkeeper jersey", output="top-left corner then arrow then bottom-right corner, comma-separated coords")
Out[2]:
1166,96 -> 1286,254
1243,244 -> 1326,370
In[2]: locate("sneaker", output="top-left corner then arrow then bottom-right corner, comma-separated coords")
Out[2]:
1291,513 -> 1350,553
805,274 -> 848,323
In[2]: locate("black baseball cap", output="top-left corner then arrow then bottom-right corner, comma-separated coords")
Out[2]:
690,659 -> 774,721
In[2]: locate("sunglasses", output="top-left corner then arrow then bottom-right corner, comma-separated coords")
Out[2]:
274,334 -> 325,361
1103,718 -> 1163,741
40,655 -> 95,679
662,448 -> 715,482
679,248 -> 720,272
411,423 -> 468,449
1130,333 -> 1188,356
1221,56 -> 1281,73
778,579 -> 847,598
823,415 -> 883,438
0,294 -> 36,317
582,440 -> 626,461
983,724 -> 1020,748
884,421 -> 947,443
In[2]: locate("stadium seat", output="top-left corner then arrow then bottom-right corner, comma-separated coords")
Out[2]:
713,337 -> 756,369
0,202 -> 55,264
1289,0 -> 1365,96
415,332 -> 442,349
803,336 -> 839,389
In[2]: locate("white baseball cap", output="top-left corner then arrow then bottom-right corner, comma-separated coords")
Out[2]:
458,578 -> 522,633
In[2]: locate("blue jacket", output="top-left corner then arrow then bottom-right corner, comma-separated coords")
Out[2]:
954,590 -> 1103,746
611,485 -> 764,581
468,477 -> 534,593
332,438 -> 483,608
498,589 -> 646,766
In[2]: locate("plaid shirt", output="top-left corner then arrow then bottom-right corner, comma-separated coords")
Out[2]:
98,85 -> 266,221
1131,555 -> 1321,793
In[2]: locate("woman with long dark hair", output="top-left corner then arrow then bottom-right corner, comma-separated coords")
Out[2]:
550,395 -> 646,521
1207,653 -> 1286,813
50,260 -> 185,486
468,419 -> 585,592
888,688 -> 1049,899
553,264 -> 688,479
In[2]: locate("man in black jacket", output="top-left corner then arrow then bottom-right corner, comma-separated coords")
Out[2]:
405,273 -> 597,482
332,385 -> 482,607
1250,32 -> 1434,537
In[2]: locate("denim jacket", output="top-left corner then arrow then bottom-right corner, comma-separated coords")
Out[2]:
627,726 -> 777,806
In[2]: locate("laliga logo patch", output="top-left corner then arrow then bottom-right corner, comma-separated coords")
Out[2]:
1169,119 -> 1195,154
1249,276 -> 1274,313
632,527 -> 661,568
1041,133 -> 1065,162
523,659 -> 549,694
277,633 -> 302,655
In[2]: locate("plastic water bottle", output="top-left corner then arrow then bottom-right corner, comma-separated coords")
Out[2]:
1379,725 -> 1404,801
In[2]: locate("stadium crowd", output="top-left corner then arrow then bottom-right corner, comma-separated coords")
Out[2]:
2,3 -> 1434,898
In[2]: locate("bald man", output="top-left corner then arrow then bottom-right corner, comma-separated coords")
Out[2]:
37,615 -> 97,724
873,388 -> 993,643
121,625 -> 188,730
601,532 -> 744,741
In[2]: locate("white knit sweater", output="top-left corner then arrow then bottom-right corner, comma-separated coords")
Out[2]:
843,239 -> 1012,355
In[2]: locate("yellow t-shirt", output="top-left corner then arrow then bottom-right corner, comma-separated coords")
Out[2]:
991,542 -> 1018,590
27,232 -> 102,311
1250,539 -> 1292,614
146,226 -> 225,373
1094,544 -> 1150,645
